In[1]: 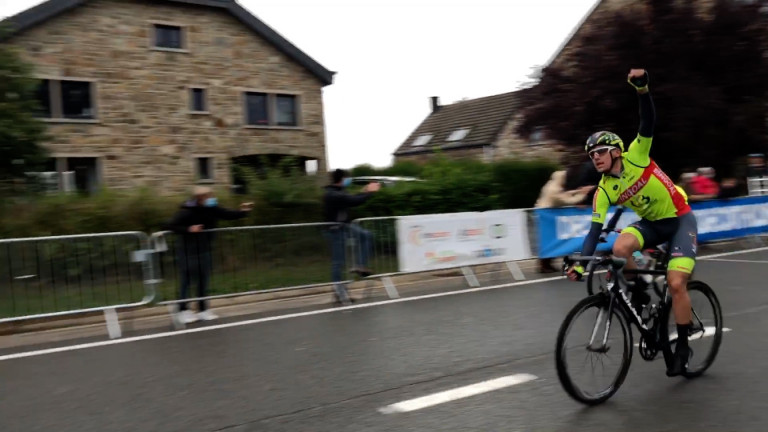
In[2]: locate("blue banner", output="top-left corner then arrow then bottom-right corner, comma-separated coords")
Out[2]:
535,196 -> 768,258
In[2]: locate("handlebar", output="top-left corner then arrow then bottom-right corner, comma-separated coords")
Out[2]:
563,255 -> 628,269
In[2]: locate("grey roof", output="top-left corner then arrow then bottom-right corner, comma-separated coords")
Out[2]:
394,90 -> 530,156
0,0 -> 335,86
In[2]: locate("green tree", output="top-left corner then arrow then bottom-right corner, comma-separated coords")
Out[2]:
0,31 -> 49,185
517,0 -> 768,177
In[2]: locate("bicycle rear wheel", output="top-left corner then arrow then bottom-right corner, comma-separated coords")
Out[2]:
555,294 -> 633,405
660,280 -> 723,378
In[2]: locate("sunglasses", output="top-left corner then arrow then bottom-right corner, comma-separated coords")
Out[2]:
589,147 -> 612,159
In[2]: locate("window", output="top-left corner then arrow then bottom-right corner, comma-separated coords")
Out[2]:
154,24 -> 184,49
197,157 -> 213,181
529,127 -> 546,145
61,81 -> 94,119
244,92 -> 300,127
36,79 -> 96,120
190,88 -> 207,113
36,79 -> 51,118
245,92 -> 269,125
305,159 -> 318,175
447,128 -> 471,142
411,134 -> 433,147
276,95 -> 297,126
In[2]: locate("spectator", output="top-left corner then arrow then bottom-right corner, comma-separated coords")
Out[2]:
718,178 -> 741,199
747,153 -> 767,178
535,170 -> 594,273
166,186 -> 253,324
689,167 -> 720,201
565,159 -> 602,206
677,172 -> 696,196
323,169 -> 380,304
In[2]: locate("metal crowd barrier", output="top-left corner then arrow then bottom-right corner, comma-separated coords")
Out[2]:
150,223 -> 350,323
0,231 -> 157,337
748,177 -> 768,196
5,202 -> 764,337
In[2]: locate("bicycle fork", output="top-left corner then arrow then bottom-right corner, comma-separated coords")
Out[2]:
587,297 -> 616,353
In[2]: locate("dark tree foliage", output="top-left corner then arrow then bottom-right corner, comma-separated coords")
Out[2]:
0,29 -> 49,184
517,0 -> 768,177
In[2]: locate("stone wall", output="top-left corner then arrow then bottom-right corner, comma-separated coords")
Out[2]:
6,0 -> 329,194
493,115 -> 566,165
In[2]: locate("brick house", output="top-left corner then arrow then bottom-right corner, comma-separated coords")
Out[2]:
1,0 -> 334,194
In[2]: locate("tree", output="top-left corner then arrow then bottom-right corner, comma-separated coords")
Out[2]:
0,29 -> 49,185
517,0 -> 768,177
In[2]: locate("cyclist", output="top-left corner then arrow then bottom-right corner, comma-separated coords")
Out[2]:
566,69 -> 697,377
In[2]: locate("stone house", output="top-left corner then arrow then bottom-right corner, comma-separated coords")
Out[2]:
1,0 -> 334,194
393,90 -> 566,165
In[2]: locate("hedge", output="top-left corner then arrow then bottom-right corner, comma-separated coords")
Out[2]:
0,157 -> 559,238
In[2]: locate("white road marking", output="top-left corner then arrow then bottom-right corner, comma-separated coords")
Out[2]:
378,374 -> 537,414
699,246 -> 768,259
634,327 -> 731,347
703,258 -> 768,264
0,245 -> 763,362
670,326 -> 732,342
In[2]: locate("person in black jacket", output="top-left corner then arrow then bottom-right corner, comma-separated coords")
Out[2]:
166,186 -> 253,323
323,169 -> 380,304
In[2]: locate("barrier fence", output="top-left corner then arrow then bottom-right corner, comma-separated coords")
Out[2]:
0,231 -> 156,331
350,217 -> 400,276
3,195 -> 767,335
748,176 -> 768,196
151,223 -> 343,307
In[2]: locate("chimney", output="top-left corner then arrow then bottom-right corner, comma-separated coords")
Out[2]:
430,96 -> 441,113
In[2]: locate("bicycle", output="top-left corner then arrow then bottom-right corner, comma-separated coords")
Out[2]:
555,253 -> 723,405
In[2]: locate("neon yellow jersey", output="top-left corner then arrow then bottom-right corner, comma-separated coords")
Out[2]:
592,134 -> 691,224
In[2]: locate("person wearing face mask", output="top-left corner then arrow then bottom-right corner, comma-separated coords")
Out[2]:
166,186 -> 254,323
323,169 -> 381,304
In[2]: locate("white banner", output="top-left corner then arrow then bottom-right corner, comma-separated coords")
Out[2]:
396,210 -> 531,272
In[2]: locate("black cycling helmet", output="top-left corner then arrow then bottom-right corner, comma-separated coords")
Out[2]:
585,131 -> 624,154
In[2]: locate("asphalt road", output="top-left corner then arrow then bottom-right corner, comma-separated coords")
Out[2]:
1,249 -> 767,432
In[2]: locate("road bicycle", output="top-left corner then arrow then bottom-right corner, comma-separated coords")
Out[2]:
555,252 -> 723,405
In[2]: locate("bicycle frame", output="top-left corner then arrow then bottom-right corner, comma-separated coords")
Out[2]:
580,257 -> 671,352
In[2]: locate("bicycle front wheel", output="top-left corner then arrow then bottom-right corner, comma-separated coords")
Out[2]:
555,294 -> 633,405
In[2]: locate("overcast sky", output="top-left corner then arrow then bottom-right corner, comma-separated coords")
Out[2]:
0,0 -> 598,170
